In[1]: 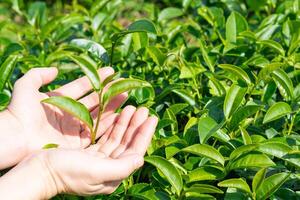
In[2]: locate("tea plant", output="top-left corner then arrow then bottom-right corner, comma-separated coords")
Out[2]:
0,0 -> 300,199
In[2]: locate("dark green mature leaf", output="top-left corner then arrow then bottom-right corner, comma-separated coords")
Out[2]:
158,7 -> 184,22
0,55 -> 18,91
182,144 -> 225,165
70,39 -> 109,64
102,79 -> 153,107
127,19 -> 157,34
224,84 -> 247,119
218,64 -> 251,85
69,55 -> 101,91
42,96 -> 93,131
218,178 -> 252,195
229,105 -> 262,130
145,156 -> 183,195
185,184 -> 223,194
256,173 -> 290,200
263,102 -> 292,124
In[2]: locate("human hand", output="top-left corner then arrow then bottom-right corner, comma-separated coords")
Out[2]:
0,67 -> 127,169
0,106 -> 158,199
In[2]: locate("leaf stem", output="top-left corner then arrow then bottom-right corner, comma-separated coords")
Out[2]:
93,91 -> 104,144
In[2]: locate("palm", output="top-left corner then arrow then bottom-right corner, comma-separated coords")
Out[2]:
8,67 -> 126,150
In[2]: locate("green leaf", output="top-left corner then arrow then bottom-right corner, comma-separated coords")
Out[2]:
229,105 -> 262,130
70,39 -> 109,64
172,89 -> 197,107
263,102 -> 292,124
127,19 -> 157,34
0,55 -> 18,91
42,96 -> 93,131
198,116 -> 222,144
240,127 -> 252,145
252,168 -> 267,193
185,184 -> 223,194
218,64 -> 251,85
257,141 -> 292,158
271,69 -> 294,100
127,183 -> 159,200
182,144 -> 225,165
218,178 -> 252,195
102,79 -> 153,107
144,156 -> 183,195
230,144 -> 259,160
224,84 -> 247,119
199,39 -> 214,72
228,152 -> 276,171
69,55 -> 101,91
42,143 -> 59,149
256,173 -> 290,200
186,166 -> 224,183
257,40 -> 285,56
158,7 -> 184,22
226,11 -> 248,44
147,46 -> 166,66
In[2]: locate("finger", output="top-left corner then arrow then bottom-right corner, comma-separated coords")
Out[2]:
48,67 -> 114,99
13,67 -> 58,92
96,154 -> 144,182
110,107 -> 149,158
121,116 -> 158,157
98,106 -> 136,156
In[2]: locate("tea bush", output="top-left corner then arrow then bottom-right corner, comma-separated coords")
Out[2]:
0,0 -> 300,199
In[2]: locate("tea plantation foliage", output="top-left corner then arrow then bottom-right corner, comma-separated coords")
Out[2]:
0,0 -> 300,199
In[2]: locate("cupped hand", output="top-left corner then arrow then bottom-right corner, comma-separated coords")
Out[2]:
36,106 -> 158,197
5,67 -> 127,162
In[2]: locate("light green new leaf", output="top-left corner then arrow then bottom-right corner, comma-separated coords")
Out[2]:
69,55 -> 101,91
102,79 -> 153,107
42,143 -> 59,149
147,46 -> 166,66
186,166 -> 224,183
144,156 -> 183,195
224,84 -> 247,119
42,96 -> 93,131
257,40 -> 285,56
0,55 -> 18,91
228,152 -> 275,171
199,39 -> 214,72
158,7 -> 184,22
218,178 -> 252,195
70,39 -> 109,64
226,11 -> 248,44
240,126 -> 252,145
263,102 -> 291,124
252,168 -> 266,193
256,173 -> 290,200
182,144 -> 225,165
229,144 -> 259,160
271,69 -> 294,100
218,64 -> 251,85
172,89 -> 197,107
127,19 -> 157,34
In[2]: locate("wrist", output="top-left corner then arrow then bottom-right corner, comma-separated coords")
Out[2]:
0,151 -> 58,200
0,110 -> 28,169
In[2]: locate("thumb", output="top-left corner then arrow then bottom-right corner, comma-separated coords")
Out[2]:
98,154 -> 144,182
14,67 -> 58,91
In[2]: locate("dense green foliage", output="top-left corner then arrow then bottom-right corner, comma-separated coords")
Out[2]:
0,0 -> 300,199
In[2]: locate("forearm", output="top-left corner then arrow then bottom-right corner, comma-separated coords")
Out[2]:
0,153 -> 57,200
0,110 -> 27,169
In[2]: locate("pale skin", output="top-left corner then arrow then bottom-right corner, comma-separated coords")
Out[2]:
0,67 -> 158,199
